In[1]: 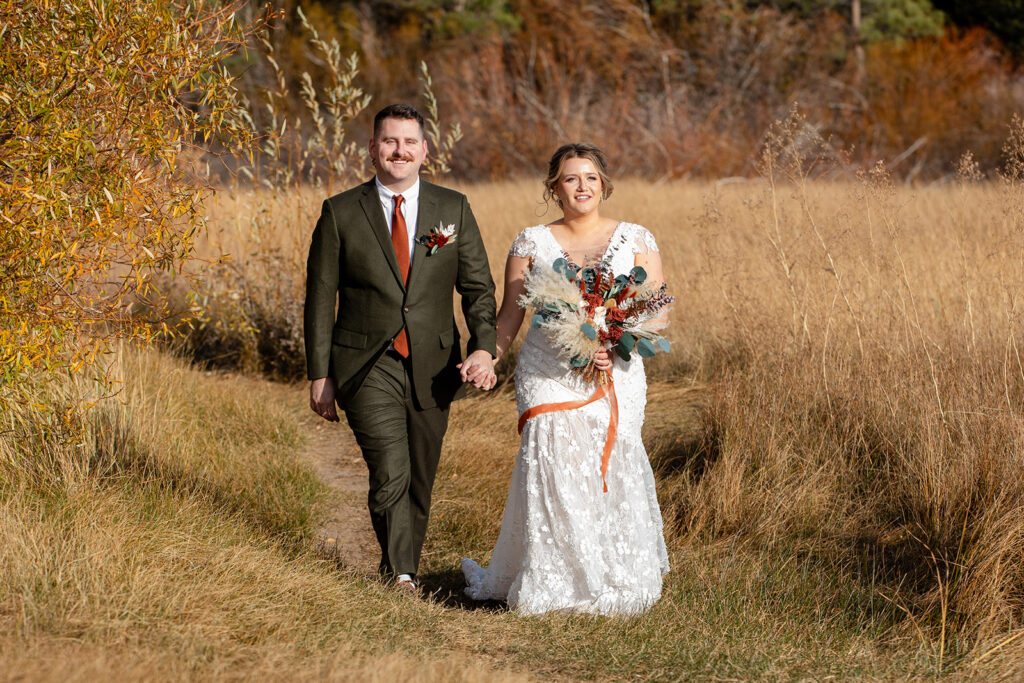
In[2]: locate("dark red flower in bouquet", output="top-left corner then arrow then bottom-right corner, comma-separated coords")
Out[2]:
582,292 -> 604,313
605,307 -> 628,325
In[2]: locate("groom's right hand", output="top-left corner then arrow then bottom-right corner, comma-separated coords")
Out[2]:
310,377 -> 340,422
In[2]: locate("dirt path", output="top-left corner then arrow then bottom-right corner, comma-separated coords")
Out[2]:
297,410 -> 379,575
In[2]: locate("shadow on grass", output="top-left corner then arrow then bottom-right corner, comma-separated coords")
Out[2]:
309,544 -> 505,612
645,384 -> 717,482
418,568 -> 508,613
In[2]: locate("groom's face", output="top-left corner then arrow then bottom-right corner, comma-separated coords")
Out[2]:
369,117 -> 428,190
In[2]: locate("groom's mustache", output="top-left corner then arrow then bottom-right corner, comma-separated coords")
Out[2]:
387,155 -> 414,162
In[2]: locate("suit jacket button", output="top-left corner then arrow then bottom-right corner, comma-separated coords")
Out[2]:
403,306 -> 410,313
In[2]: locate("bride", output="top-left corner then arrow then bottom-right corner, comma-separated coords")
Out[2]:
461,143 -> 670,616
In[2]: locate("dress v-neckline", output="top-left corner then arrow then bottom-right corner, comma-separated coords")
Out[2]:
544,221 -> 624,267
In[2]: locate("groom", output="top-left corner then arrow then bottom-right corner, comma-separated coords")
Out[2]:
304,104 -> 497,592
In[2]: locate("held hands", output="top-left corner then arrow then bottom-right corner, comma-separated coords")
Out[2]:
313,352 -> 496,417
458,349 -> 497,391
309,377 -> 340,422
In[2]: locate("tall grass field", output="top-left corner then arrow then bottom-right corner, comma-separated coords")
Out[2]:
5,169 -> 1024,679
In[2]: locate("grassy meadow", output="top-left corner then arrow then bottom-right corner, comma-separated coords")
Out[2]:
5,172 -> 1024,679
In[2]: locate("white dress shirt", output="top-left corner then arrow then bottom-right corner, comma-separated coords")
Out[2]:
375,176 -> 419,263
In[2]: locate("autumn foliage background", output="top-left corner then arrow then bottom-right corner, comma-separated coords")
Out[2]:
232,0 -> 1024,182
7,0 -> 1024,679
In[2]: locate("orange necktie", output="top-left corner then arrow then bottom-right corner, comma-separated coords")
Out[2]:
391,194 -> 410,357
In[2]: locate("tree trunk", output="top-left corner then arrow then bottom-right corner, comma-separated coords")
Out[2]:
852,0 -> 866,85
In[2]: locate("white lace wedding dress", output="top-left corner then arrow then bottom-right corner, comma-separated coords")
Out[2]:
461,222 -> 670,616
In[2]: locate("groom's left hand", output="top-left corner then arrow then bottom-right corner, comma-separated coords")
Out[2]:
458,350 -> 497,391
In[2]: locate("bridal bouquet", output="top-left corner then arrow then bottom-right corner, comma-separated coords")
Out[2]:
520,257 -> 673,383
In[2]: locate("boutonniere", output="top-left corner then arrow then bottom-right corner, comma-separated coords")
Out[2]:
418,222 -> 457,254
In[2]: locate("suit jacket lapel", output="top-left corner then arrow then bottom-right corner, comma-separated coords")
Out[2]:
358,181 -> 404,289
406,182 -> 439,294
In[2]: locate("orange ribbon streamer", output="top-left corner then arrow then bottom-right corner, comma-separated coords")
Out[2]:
517,376 -> 619,493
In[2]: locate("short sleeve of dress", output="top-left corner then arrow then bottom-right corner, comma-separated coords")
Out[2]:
630,224 -> 660,255
509,227 -> 538,258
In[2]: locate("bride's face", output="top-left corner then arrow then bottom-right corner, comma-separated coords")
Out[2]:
555,157 -> 603,216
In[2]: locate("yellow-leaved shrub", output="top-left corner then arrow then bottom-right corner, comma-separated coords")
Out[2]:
0,0 -> 259,411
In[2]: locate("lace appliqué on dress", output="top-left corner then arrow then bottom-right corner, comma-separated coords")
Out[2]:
509,226 -> 544,259
627,224 -> 660,255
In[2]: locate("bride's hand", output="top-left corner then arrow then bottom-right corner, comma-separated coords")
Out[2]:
593,347 -> 613,372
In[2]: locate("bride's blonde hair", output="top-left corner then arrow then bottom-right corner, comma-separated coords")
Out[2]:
542,143 -> 614,209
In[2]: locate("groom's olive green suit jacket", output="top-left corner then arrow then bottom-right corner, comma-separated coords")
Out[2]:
304,179 -> 497,409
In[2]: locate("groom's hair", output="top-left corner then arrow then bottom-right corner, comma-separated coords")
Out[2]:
373,104 -> 425,138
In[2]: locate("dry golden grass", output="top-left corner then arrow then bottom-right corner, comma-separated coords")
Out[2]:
0,350 -> 939,679
0,350 -> 532,681
0,348 -> 1002,680
196,173 -> 1024,372
190,170 -> 1024,666
9,167 -> 1024,678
